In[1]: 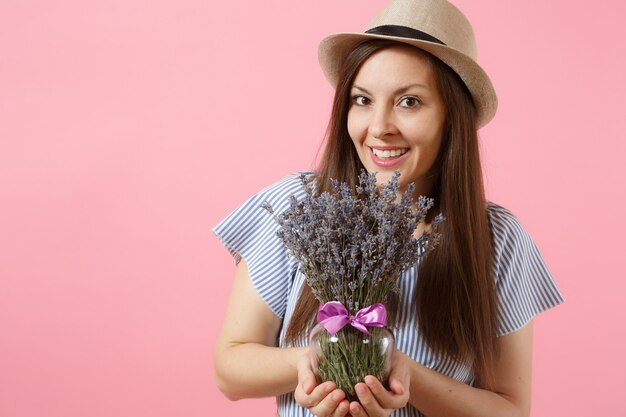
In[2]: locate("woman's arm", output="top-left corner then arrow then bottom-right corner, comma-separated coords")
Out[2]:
214,258 -> 348,416
349,321 -> 534,417
214,259 -> 305,399
408,322 -> 533,417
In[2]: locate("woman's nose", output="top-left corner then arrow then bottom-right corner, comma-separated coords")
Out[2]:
368,105 -> 398,139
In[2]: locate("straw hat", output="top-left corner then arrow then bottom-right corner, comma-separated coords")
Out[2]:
318,0 -> 497,127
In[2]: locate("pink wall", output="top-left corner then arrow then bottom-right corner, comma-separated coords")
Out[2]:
1,1 -> 624,416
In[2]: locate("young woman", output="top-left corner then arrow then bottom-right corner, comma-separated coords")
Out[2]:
213,1 -> 563,416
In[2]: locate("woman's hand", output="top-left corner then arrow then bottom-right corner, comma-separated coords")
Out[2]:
294,352 -> 351,417
348,350 -> 411,417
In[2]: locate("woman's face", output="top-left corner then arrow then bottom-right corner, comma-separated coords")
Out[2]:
347,46 -> 446,195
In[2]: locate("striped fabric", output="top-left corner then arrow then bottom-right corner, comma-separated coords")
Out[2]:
213,173 -> 564,417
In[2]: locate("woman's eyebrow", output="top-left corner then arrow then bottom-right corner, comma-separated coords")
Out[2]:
351,83 -> 429,95
351,85 -> 372,95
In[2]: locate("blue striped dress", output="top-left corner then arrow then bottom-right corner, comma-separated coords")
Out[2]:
213,172 -> 564,417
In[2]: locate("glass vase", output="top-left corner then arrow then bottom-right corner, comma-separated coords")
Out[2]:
309,324 -> 394,402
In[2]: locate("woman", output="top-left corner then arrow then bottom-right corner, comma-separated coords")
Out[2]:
213,0 -> 563,416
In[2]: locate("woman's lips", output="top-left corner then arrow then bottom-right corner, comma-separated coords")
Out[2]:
369,146 -> 409,168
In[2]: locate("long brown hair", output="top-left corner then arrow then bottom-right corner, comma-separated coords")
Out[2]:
285,40 -> 498,388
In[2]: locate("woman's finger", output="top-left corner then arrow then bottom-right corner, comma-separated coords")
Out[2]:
294,380 -> 335,409
295,354 -> 317,394
329,398 -> 351,417
308,389 -> 348,417
349,399 -> 369,417
364,375 -> 407,410
388,374 -> 408,396
353,382 -> 384,416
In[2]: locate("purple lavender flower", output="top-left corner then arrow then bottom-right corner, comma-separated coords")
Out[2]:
263,170 -> 442,313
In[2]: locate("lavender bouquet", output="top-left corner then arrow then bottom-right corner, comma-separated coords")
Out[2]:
263,170 -> 441,400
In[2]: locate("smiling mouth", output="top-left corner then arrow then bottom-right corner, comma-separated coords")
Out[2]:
370,147 -> 409,160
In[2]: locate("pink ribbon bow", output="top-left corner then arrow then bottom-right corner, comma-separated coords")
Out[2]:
316,301 -> 387,336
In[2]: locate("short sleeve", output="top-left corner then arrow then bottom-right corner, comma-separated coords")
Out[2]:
488,203 -> 564,335
212,173 -> 308,318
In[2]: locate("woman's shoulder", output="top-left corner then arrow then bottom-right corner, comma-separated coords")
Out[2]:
485,201 -> 542,262
485,200 -> 548,277
261,171 -> 313,193
485,202 -> 564,334
486,201 -> 519,223
214,171 -> 313,234
485,201 -> 529,242
247,171 -> 313,212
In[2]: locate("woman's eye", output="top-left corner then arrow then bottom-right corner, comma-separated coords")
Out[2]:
399,96 -> 420,108
353,96 -> 370,106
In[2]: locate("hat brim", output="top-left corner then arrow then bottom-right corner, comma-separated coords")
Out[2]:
318,32 -> 497,128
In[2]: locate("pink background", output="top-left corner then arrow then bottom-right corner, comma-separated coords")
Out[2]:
1,1 -> 625,416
